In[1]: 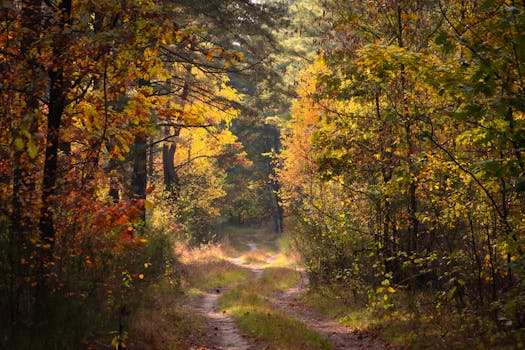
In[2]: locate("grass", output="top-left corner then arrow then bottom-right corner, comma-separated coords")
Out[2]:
303,284 -> 519,350
129,280 -> 203,349
221,224 -> 280,254
240,232 -> 303,267
176,242 -> 250,292
219,224 -> 303,268
276,230 -> 304,265
240,246 -> 273,265
185,259 -> 250,291
303,285 -> 453,349
219,267 -> 333,350
304,285 -> 376,330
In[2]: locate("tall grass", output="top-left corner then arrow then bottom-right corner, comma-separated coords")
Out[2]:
176,241 -> 250,292
129,281 -> 202,349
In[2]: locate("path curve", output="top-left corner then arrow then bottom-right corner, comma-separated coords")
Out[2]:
270,271 -> 403,350
188,240 -> 401,350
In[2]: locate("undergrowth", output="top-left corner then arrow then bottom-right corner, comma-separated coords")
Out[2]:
129,280 -> 202,349
303,284 -> 520,350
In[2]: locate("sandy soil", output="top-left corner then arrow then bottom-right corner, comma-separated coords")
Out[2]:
188,288 -> 253,350
270,272 -> 404,350
187,242 -> 267,350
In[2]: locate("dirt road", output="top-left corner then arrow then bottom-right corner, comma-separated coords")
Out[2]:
188,241 -> 400,350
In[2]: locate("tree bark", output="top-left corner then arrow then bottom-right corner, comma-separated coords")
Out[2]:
162,79 -> 189,197
39,0 -> 72,247
39,73 -> 65,247
131,134 -> 147,221
9,0 -> 42,327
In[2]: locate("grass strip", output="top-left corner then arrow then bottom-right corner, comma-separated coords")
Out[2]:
186,259 -> 250,291
219,267 -> 333,350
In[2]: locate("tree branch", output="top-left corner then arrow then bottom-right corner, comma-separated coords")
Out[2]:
149,125 -> 213,148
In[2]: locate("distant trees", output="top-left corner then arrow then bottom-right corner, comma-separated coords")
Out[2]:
223,0 -> 321,232
150,0 -> 290,237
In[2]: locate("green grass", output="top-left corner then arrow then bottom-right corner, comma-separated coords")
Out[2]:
303,286 -> 440,348
219,267 -> 333,350
304,286 -> 377,330
185,259 -> 250,291
235,308 -> 331,350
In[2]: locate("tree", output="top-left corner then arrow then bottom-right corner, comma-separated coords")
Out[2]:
0,0 -> 195,346
278,0 -> 525,345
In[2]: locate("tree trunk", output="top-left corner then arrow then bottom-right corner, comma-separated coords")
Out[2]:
162,80 -> 189,197
396,2 -> 419,255
9,0 -> 42,327
39,0 -> 72,247
263,124 -> 283,233
109,177 -> 120,203
40,73 -> 65,247
148,137 -> 154,178
131,134 -> 147,221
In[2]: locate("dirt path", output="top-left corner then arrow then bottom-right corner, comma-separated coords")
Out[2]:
188,240 -> 400,350
270,272 -> 402,350
189,288 -> 252,350
188,242 -> 266,350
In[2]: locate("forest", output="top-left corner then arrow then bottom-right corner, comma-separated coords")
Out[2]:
0,0 -> 524,349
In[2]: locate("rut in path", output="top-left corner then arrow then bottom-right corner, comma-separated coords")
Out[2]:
190,288 -> 252,350
188,242 -> 266,350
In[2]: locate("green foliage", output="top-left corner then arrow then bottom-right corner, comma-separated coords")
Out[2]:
278,0 -> 525,348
